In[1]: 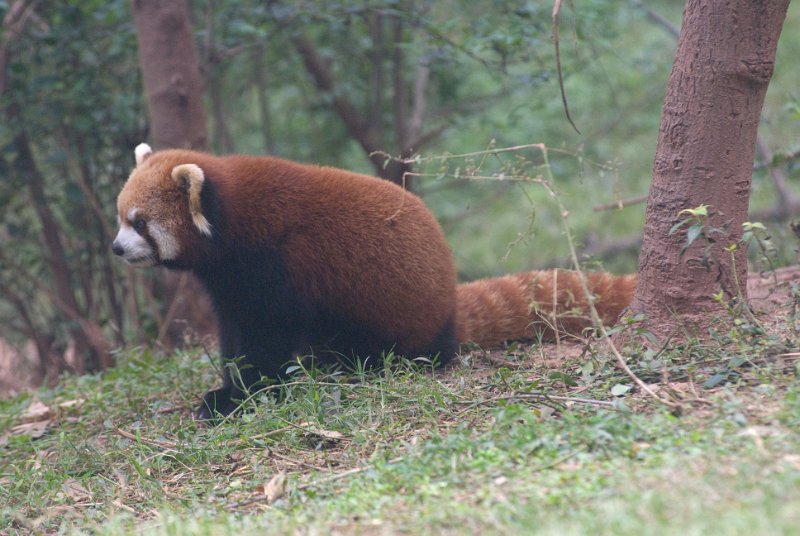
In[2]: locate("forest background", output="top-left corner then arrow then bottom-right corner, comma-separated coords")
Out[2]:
0,0 -> 799,389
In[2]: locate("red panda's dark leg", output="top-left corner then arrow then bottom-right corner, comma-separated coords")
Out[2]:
425,316 -> 459,367
195,315 -> 245,419
195,315 -> 300,420
196,362 -> 266,419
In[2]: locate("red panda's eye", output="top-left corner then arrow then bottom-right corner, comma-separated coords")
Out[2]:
133,219 -> 147,232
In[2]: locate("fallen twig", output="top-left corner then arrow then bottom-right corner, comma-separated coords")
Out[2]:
453,392 -> 617,417
113,427 -> 178,450
228,456 -> 405,511
268,449 -> 329,472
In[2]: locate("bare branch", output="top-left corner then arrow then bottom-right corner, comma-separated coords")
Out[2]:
291,32 -> 388,174
593,194 -> 648,212
0,0 -> 41,94
391,16 -> 409,151
0,249 -> 112,371
552,0 -> 581,134
631,0 -> 680,38
755,137 -> 800,219
408,61 -> 430,148
368,10 -> 385,127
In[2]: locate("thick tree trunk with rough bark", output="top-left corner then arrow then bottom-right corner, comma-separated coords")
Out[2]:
630,0 -> 789,340
130,0 -> 215,345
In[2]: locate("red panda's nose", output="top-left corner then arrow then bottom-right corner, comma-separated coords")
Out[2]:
111,241 -> 125,256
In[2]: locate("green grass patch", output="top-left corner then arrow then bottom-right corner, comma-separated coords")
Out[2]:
1,332 -> 799,534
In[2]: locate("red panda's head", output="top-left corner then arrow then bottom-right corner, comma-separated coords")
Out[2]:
112,143 -> 213,270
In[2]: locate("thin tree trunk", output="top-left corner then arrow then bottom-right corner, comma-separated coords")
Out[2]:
292,32 -> 416,185
1,0 -> 113,373
391,16 -> 408,153
290,24 -> 435,189
209,68 -> 235,153
630,0 -> 789,340
0,281 -> 54,381
291,34 -> 383,169
130,0 -> 208,150
130,0 -> 215,347
755,136 -> 798,219
368,11 -> 385,132
252,45 -> 275,154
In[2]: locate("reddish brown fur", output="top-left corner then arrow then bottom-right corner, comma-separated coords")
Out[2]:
117,148 -> 638,418
118,150 -> 638,351
456,270 -> 638,347
118,150 -> 457,354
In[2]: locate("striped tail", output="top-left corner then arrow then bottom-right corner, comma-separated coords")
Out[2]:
455,270 -> 638,347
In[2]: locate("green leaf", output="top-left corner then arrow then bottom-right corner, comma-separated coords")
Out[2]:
548,372 -> 578,387
668,218 -> 691,235
678,204 -> 709,218
686,224 -> 703,246
611,383 -> 631,396
743,221 -> 766,232
728,357 -> 747,369
703,373 -> 728,389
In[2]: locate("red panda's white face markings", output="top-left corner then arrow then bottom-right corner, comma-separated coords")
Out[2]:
113,207 -> 159,266
113,204 -> 181,267
112,144 -> 213,269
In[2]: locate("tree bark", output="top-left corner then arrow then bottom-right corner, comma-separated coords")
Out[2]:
636,2 -> 800,224
630,0 -> 789,340
130,0 -> 216,347
130,0 -> 208,150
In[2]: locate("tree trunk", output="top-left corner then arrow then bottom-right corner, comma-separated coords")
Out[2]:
130,0 -> 208,150
630,0 -> 789,340
130,0 -> 216,347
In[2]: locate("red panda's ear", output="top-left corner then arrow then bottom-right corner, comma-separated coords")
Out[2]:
171,163 -> 212,237
134,143 -> 153,166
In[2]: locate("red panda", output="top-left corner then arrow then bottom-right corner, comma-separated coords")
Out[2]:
113,144 -> 636,419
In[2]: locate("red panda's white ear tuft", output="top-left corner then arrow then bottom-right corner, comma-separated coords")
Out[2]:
135,143 -> 153,166
171,163 -> 212,237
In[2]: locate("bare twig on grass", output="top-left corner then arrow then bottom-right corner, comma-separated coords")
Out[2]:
227,456 -> 405,511
113,427 -> 178,450
454,392 -> 617,417
294,456 -> 405,492
477,350 -> 524,370
529,446 -> 587,473
267,449 -> 329,472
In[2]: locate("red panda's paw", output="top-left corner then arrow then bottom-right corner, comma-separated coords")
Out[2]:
194,387 -> 242,422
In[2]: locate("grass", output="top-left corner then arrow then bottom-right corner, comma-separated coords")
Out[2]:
1,316 -> 799,534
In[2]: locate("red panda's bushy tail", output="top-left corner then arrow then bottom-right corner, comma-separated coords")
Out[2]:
454,270 -> 638,347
